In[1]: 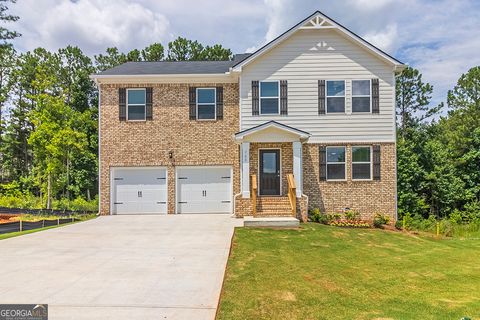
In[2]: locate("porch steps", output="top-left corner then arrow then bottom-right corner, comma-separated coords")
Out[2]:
244,216 -> 300,228
255,196 -> 294,217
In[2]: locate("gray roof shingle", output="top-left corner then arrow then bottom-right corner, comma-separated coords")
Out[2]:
96,53 -> 252,76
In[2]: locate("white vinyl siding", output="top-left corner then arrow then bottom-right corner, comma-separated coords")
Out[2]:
240,29 -> 395,143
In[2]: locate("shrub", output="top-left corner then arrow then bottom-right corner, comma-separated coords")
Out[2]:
52,196 -> 98,212
344,209 -> 360,221
309,208 -> 321,223
373,213 -> 390,228
438,219 -> 454,237
0,194 -> 43,209
395,220 -> 403,230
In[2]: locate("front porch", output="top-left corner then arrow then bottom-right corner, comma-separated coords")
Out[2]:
234,121 -> 310,221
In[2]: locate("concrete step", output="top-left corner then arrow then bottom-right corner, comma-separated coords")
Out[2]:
244,216 -> 300,228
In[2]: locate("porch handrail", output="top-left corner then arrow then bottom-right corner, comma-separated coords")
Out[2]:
251,174 -> 257,215
287,174 -> 296,216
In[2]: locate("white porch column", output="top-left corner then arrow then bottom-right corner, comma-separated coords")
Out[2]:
293,141 -> 303,197
241,142 -> 250,198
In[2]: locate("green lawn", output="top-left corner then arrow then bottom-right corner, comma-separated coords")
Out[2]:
217,224 -> 480,320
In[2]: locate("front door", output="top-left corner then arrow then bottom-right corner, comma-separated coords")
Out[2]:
259,150 -> 280,195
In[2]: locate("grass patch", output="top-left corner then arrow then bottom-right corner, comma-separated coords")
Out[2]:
0,215 -> 97,240
217,224 -> 480,320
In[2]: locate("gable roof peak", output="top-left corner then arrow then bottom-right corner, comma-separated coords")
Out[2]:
232,10 -> 405,72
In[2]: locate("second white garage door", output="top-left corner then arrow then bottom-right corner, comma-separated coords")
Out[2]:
176,167 -> 232,214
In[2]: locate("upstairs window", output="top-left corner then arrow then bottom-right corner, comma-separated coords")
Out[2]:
326,146 -> 346,180
352,146 -> 372,180
326,80 -> 345,113
196,88 -> 216,120
352,80 -> 371,113
260,81 -> 279,114
127,88 -> 146,121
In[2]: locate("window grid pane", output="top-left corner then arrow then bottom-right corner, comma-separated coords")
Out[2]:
327,147 -> 346,162
128,89 -> 146,104
352,80 -> 370,96
352,163 -> 371,179
197,104 -> 216,120
260,81 -> 279,97
127,105 -> 145,120
327,97 -> 345,113
260,97 -> 279,114
197,88 -> 215,103
352,147 -> 370,162
327,164 -> 345,180
326,81 -> 345,97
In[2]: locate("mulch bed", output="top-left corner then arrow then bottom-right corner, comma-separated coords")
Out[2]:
0,214 -> 20,224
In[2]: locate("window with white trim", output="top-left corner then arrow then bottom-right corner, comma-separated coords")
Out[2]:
326,146 -> 346,180
352,80 -> 371,113
127,88 -> 146,121
326,80 -> 345,113
260,81 -> 279,114
352,146 -> 372,180
196,88 -> 216,120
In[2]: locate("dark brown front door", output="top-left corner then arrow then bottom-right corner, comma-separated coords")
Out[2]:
259,150 -> 280,195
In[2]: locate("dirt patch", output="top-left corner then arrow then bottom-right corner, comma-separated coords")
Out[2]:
0,214 -> 19,224
274,291 -> 297,302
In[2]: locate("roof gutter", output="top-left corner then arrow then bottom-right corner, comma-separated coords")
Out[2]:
90,73 -> 231,80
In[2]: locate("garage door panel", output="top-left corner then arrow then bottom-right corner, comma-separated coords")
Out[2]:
112,167 -> 167,215
176,167 -> 232,214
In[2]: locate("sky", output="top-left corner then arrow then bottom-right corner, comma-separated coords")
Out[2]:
7,0 -> 480,107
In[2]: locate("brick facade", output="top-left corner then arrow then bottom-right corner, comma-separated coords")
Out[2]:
99,82 -> 240,215
303,143 -> 396,221
100,83 -> 396,221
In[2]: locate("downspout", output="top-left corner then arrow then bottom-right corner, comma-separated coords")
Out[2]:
393,70 -> 398,222
233,73 -> 243,218
96,80 -> 101,216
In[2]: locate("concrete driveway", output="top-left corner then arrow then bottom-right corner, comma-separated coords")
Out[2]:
0,214 -> 242,319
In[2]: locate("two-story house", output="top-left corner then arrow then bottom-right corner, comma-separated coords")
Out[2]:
91,11 -> 405,222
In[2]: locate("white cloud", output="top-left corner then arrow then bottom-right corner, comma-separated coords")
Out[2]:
364,24 -> 398,53
11,0 -> 170,55
348,0 -> 394,10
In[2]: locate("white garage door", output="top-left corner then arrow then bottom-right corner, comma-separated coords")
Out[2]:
112,167 -> 167,214
176,167 -> 232,214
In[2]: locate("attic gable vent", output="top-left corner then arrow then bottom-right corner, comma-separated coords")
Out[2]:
300,15 -> 335,29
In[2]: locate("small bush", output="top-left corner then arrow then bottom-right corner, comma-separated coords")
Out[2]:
395,220 -> 403,230
373,213 -> 390,228
309,208 -> 321,223
344,209 -> 360,221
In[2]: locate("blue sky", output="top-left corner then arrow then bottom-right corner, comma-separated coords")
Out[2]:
8,0 -> 480,108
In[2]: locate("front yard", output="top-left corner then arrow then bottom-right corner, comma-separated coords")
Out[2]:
217,224 -> 480,320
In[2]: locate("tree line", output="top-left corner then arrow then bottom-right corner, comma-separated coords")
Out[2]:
396,66 -> 480,222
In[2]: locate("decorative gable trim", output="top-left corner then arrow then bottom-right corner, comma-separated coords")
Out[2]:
231,11 -> 405,72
